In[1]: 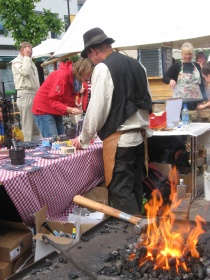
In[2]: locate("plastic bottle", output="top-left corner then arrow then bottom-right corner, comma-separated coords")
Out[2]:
176,178 -> 186,198
182,104 -> 189,130
72,227 -> 76,239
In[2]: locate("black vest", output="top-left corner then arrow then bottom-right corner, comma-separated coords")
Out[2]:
97,52 -> 152,140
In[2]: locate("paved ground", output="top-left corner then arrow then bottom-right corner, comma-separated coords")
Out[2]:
189,173 -> 210,222
188,144 -> 210,222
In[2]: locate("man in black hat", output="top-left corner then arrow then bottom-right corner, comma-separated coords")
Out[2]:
72,27 -> 153,216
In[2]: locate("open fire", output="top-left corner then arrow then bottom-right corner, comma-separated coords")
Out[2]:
100,167 -> 209,279
129,189 -> 206,274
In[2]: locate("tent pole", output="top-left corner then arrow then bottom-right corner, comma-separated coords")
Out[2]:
67,0 -> 71,27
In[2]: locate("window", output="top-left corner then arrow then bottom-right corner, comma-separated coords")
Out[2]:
78,0 -> 86,10
0,16 -> 6,35
50,13 -> 59,39
0,61 -> 16,95
51,32 -> 58,39
64,15 -> 70,32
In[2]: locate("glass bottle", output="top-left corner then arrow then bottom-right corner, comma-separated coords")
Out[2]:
176,178 -> 186,198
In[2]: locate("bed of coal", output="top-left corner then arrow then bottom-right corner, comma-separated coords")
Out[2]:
98,219 -> 210,280
99,231 -> 210,280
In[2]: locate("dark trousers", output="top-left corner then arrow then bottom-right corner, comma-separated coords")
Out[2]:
108,142 -> 144,215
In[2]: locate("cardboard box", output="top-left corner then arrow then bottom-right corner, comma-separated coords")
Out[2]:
68,211 -> 105,242
149,111 -> 166,129
0,261 -> 13,280
33,206 -> 74,261
68,186 -> 107,239
0,249 -> 33,280
33,205 -> 102,261
34,206 -> 74,243
33,184 -> 108,261
84,185 -> 108,208
0,221 -> 32,263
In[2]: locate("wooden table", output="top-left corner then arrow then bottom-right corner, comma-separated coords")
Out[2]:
153,123 -> 210,198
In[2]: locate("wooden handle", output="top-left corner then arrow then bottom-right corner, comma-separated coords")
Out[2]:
73,195 -> 141,225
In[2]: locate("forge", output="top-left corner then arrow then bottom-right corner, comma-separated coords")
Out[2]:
10,216 -> 210,280
98,218 -> 210,279
10,173 -> 210,280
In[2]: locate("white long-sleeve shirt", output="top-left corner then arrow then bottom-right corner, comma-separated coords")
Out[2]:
80,62 -> 153,148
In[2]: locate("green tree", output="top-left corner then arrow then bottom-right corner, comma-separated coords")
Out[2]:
0,0 -> 65,48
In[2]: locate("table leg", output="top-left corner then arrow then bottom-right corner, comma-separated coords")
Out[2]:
191,136 -> 197,199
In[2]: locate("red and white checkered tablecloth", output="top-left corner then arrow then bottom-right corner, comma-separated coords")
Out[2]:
0,143 -> 104,226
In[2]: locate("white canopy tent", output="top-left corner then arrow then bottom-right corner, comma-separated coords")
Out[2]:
32,39 -> 62,59
52,0 -> 210,59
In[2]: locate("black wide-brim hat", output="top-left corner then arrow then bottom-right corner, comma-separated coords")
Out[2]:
81,27 -> 115,58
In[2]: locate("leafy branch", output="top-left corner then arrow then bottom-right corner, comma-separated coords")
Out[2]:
0,0 -> 65,48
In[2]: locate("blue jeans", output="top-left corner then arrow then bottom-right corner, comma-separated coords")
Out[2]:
33,114 -> 64,138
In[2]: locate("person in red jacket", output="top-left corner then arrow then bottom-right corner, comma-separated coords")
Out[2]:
74,79 -> 92,125
75,79 -> 91,113
32,58 -> 93,138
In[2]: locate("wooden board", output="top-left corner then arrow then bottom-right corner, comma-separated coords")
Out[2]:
148,76 -> 173,101
170,193 -> 191,220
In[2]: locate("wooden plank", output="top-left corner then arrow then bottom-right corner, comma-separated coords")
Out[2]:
170,193 -> 191,220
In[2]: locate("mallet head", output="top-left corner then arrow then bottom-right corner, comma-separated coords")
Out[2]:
134,218 -> 156,235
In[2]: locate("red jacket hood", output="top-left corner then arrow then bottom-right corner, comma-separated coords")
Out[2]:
59,60 -> 73,74
59,60 -> 73,86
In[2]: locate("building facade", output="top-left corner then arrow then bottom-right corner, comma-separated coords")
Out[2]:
0,0 -> 85,96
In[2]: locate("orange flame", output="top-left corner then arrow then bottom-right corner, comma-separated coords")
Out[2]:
168,165 -> 178,201
135,166 -> 206,273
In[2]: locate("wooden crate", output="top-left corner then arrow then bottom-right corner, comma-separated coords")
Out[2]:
189,143 -> 207,161
198,164 -> 207,175
153,103 -> 166,113
199,148 -> 207,158
189,110 -> 198,121
197,109 -> 210,119
148,77 -> 173,101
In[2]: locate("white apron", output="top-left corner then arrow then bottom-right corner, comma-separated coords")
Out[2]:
173,62 -> 202,99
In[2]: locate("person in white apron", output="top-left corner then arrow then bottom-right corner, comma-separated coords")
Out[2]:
173,62 -> 202,98
163,42 -> 206,100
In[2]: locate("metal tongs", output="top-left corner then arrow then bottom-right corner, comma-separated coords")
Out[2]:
42,235 -> 98,280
